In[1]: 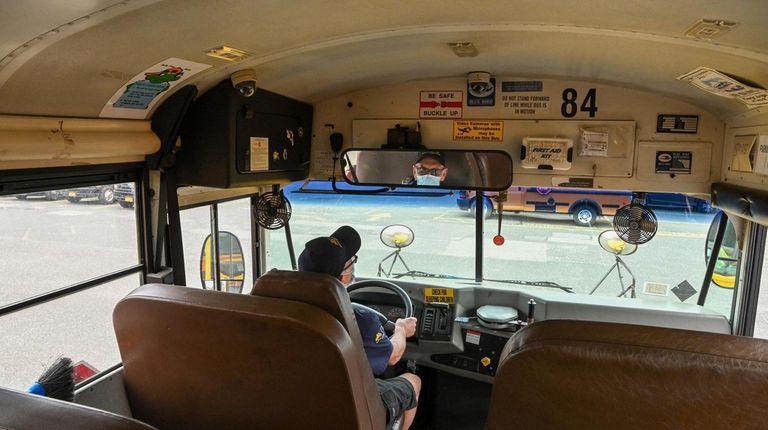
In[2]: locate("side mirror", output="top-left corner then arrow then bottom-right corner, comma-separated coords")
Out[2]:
704,212 -> 739,289
200,231 -> 246,293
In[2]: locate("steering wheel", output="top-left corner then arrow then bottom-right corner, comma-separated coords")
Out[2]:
347,279 -> 414,332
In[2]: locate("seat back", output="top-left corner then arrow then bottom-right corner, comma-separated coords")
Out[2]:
0,387 -> 157,430
250,269 -> 386,427
488,320 -> 768,430
114,283 -> 384,430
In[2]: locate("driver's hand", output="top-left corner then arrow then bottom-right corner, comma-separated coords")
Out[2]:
395,317 -> 418,338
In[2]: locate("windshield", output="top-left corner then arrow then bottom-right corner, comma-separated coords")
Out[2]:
266,181 -> 475,285
266,181 -> 735,319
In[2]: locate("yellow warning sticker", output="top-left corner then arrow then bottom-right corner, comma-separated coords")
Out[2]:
424,287 -> 455,304
452,120 -> 504,142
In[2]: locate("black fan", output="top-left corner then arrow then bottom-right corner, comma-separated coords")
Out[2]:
613,203 -> 657,245
254,191 -> 292,230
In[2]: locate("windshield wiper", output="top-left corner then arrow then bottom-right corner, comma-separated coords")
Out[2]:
482,278 -> 574,293
393,270 -> 464,280
392,270 -> 574,293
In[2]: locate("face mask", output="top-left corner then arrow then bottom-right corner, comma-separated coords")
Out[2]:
416,174 -> 441,186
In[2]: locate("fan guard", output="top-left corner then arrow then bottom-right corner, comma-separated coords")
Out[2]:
612,203 -> 657,245
254,191 -> 292,230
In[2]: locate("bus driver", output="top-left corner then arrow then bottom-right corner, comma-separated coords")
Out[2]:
298,226 -> 421,430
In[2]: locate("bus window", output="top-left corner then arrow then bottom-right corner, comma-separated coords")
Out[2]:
0,274 -> 140,390
0,180 -> 142,389
0,183 -> 140,306
269,182 -> 735,319
180,196 -> 253,292
267,181 -> 476,285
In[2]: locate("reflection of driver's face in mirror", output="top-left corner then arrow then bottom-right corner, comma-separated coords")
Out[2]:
412,153 -> 448,186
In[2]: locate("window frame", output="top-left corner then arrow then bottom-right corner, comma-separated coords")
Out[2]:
177,193 -> 261,291
734,222 -> 768,336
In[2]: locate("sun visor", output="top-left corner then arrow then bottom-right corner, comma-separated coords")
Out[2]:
711,182 -> 768,227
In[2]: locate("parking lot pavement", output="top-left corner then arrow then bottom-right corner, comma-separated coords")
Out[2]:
0,196 -> 137,305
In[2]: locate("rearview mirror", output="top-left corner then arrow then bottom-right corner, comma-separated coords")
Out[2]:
705,211 -> 739,289
341,149 -> 513,191
200,231 -> 246,293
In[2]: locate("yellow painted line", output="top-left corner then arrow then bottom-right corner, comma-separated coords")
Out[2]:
367,212 -> 393,221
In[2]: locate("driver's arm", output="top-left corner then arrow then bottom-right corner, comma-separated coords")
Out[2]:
388,317 -> 418,365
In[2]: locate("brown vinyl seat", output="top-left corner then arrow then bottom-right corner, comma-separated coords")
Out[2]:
250,269 -> 387,427
113,283 -> 385,430
0,386 -> 157,430
487,319 -> 768,430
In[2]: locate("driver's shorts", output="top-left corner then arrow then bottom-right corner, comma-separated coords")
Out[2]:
376,376 -> 418,421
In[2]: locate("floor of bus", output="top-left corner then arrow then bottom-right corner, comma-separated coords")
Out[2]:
409,367 -> 492,430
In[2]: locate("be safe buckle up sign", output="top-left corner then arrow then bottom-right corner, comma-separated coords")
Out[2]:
419,91 -> 463,119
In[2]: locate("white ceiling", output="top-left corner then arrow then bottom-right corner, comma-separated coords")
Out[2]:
0,1 -> 119,60
0,0 -> 765,118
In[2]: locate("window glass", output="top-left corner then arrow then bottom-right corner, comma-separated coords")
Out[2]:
269,183 -> 736,319
181,205 -> 212,289
266,181 -> 474,284
180,197 -> 252,293
484,197 -> 732,317
0,183 -> 139,307
0,273 -> 140,390
216,198 -> 253,292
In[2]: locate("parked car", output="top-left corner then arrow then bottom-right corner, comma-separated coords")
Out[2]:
114,183 -> 136,208
14,190 -> 66,201
457,186 -> 633,226
66,186 -> 116,204
644,192 -> 713,213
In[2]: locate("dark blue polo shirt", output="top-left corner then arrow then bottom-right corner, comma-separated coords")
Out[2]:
353,307 -> 393,376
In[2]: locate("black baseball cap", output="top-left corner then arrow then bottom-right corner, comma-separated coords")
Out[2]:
416,151 -> 445,165
297,226 -> 361,278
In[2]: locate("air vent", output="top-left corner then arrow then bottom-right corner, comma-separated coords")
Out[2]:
684,19 -> 738,40
205,46 -> 249,61
422,308 -> 436,335
448,42 -> 478,57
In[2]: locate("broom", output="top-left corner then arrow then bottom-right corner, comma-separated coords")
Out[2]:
27,356 -> 75,401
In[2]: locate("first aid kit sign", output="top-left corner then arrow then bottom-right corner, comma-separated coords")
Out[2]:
419,91 -> 463,119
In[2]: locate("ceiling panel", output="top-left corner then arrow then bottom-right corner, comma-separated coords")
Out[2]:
0,0 -> 765,118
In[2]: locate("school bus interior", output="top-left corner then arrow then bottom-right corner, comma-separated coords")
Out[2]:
1,1 -> 767,429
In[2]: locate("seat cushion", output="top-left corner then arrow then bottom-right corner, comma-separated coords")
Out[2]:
488,319 -> 768,430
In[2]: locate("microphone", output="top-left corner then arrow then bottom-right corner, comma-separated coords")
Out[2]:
330,132 -> 343,154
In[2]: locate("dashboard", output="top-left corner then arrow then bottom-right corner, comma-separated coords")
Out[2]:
350,287 -> 518,381
349,279 -> 732,384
